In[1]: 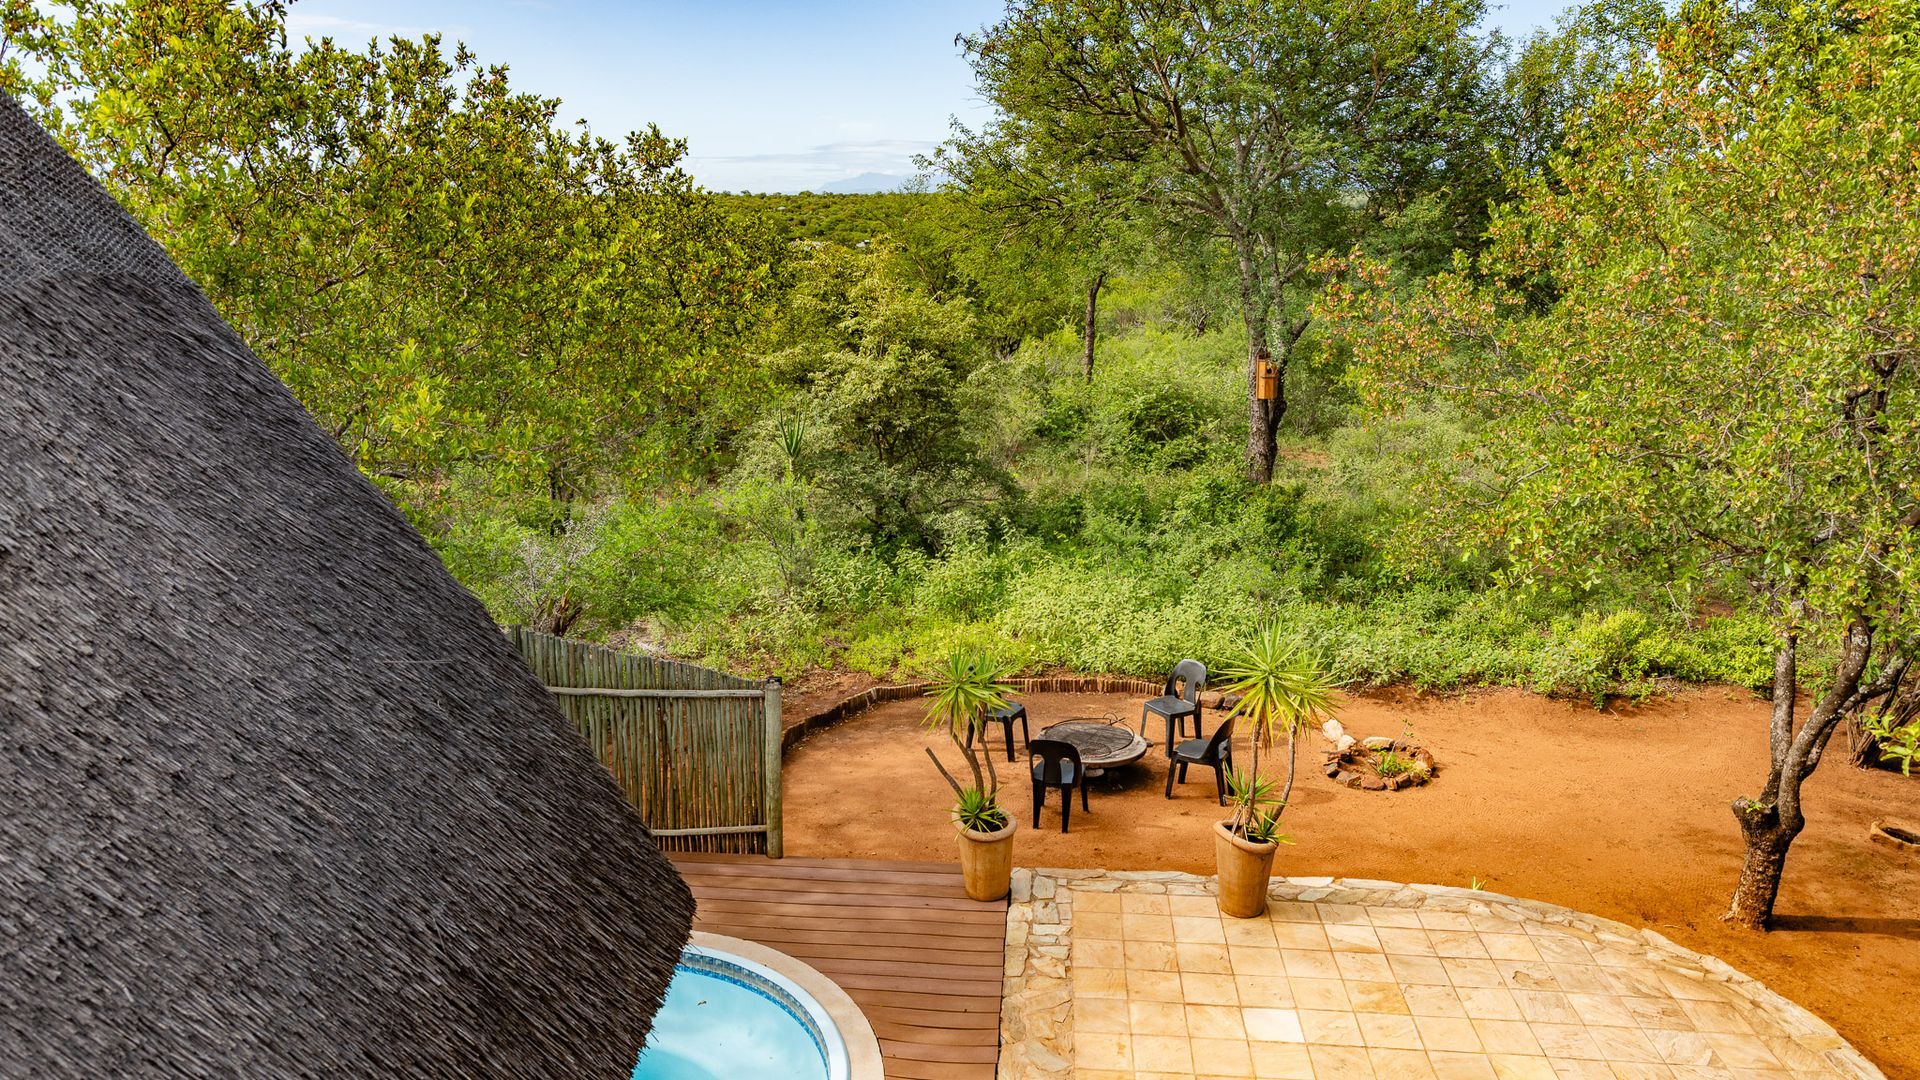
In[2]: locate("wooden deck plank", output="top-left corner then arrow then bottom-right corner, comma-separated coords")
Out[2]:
671,854 -> 1006,1080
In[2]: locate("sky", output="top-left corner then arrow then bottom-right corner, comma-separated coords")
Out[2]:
286,0 -> 1578,194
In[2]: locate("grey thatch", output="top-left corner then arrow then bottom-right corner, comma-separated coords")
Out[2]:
0,95 -> 692,1076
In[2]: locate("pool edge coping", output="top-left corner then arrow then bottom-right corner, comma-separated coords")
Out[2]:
688,930 -> 886,1080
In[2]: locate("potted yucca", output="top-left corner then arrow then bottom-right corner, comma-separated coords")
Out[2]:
1212,624 -> 1338,917
923,649 -> 1019,901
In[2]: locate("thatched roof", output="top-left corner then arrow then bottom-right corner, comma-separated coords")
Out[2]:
0,95 -> 692,1076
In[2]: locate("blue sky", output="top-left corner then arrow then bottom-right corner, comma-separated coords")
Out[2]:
286,0 -> 1577,193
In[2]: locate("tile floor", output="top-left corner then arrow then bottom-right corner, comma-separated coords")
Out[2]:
997,871 -> 1879,1080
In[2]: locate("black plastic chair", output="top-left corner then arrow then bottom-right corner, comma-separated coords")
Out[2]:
1166,717 -> 1235,805
1141,659 -> 1207,752
1029,738 -> 1089,832
965,701 -> 1030,762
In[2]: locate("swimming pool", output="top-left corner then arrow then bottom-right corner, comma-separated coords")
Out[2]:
632,942 -> 848,1080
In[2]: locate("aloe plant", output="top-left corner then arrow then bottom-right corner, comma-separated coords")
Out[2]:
923,648 -> 1017,831
1216,622 -> 1339,841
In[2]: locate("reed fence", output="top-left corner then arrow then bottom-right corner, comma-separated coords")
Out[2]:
509,627 -> 781,856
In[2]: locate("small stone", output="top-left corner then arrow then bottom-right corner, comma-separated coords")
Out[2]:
1362,735 -> 1395,750
1321,718 -> 1346,742
1335,734 -> 1357,752
1360,775 -> 1388,791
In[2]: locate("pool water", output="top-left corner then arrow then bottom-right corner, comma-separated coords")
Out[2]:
632,964 -> 829,1080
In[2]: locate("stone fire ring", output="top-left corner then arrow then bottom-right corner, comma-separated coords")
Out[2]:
1326,737 -> 1437,791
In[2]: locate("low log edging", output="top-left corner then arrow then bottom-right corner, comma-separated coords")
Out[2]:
780,674 -> 1164,754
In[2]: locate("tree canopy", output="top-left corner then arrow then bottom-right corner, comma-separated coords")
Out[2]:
1,0 -> 786,510
1319,0 -> 1920,926
955,0 -> 1507,481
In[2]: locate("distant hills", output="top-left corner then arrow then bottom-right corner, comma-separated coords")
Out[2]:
819,172 -> 913,194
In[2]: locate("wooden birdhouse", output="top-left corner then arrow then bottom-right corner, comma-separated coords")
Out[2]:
1254,359 -> 1280,401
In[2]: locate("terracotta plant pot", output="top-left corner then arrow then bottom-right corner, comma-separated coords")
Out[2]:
955,817 -> 1018,902
1214,819 -> 1279,918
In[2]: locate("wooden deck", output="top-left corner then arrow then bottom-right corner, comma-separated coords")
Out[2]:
671,854 -> 1007,1080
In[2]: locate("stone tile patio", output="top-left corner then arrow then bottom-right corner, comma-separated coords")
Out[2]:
997,869 -> 1882,1080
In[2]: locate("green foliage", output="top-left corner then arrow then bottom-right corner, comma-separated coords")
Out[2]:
1373,750 -> 1415,778
923,649 -> 1019,817
959,0 -> 1511,477
953,786 -> 1012,832
762,244 -> 1010,545
1225,769 -> 1293,846
718,192 -> 932,247
1861,713 -> 1920,777
2,0 -> 785,509
1321,0 -> 1920,673
1216,623 -> 1339,837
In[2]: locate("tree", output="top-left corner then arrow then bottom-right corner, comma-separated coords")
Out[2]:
926,122 -> 1137,380
764,244 -> 1010,546
1496,0 -> 1668,177
960,0 -> 1502,482
1320,0 -> 1920,929
0,0 -> 785,512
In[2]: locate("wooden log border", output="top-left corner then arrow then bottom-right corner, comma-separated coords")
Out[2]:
779,675 -> 1168,754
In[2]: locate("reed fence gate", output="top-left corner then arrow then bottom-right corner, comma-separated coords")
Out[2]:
509,627 -> 782,856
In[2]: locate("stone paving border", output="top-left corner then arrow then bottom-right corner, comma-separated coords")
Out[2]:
998,868 -> 1884,1080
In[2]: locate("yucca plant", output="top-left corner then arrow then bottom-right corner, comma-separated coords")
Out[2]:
1216,622 -> 1339,842
923,648 -> 1017,831
1225,768 -> 1293,846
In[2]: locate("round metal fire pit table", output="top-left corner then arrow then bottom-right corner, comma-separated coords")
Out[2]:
1036,720 -> 1149,776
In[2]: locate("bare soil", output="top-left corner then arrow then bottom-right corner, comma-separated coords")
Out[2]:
782,686 -> 1920,1076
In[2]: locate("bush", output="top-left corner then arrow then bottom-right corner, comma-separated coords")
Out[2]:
1095,383 -> 1212,467
420,311 -> 1792,702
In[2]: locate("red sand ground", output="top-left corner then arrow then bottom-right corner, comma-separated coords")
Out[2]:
782,686 -> 1920,1076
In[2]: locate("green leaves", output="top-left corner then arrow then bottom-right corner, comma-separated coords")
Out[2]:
1218,622 -> 1339,747
1321,0 -> 1920,666
923,647 -> 1018,818
953,786 -> 1012,832
6,0 -> 788,510
1225,768 -> 1294,846
959,0 -> 1508,476
922,648 -> 1018,744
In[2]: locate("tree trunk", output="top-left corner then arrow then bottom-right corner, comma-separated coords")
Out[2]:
1081,270 -> 1105,383
1848,720 -> 1881,769
1726,801 -> 1798,930
1232,239 -> 1283,483
1245,340 -> 1282,484
1723,615 -> 1873,929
